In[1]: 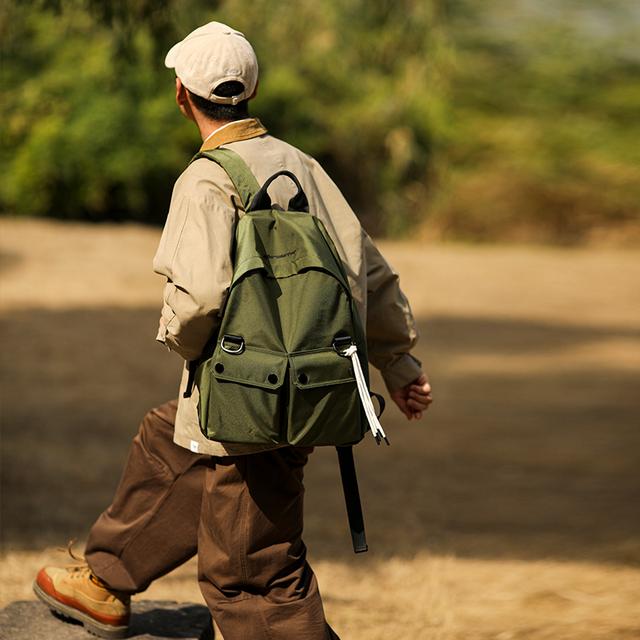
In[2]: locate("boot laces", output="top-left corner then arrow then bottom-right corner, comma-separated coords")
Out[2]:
56,539 -> 126,600
56,538 -> 86,566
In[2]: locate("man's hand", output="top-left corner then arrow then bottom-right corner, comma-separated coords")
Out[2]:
390,374 -> 433,420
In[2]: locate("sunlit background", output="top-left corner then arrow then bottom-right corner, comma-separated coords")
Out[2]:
3,0 -> 639,240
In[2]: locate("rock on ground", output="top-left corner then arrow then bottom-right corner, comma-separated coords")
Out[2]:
0,600 -> 213,639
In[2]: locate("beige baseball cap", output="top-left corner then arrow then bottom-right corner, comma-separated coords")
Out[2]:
164,21 -> 258,105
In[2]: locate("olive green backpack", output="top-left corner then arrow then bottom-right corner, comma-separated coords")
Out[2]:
186,148 -> 388,552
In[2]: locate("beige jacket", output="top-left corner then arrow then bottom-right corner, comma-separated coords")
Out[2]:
153,118 -> 422,456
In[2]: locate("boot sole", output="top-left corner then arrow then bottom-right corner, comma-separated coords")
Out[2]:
33,580 -> 129,639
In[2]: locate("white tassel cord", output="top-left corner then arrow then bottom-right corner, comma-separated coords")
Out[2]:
344,345 -> 389,445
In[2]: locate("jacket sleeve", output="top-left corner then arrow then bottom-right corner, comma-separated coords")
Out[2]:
363,231 -> 423,391
152,159 -> 237,361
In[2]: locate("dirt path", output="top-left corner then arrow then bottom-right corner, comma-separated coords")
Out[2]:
1,218 -> 639,639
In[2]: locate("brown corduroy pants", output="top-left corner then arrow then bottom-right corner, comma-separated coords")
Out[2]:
84,401 -> 338,640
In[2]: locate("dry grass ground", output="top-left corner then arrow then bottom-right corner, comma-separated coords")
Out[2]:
1,218 -> 639,639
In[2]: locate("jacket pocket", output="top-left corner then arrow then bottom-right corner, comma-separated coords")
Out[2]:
198,346 -> 287,444
288,349 -> 364,446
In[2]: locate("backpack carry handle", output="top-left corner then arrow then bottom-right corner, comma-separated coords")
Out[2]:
247,170 -> 310,213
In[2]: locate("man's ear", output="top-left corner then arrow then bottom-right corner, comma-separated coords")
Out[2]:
175,77 -> 195,121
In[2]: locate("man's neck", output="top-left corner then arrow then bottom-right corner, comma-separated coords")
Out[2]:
195,116 -> 232,142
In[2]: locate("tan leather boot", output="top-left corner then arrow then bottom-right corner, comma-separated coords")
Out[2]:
33,563 -> 130,639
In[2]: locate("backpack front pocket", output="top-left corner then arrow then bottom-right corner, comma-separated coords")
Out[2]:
198,346 -> 288,444
288,349 -> 364,446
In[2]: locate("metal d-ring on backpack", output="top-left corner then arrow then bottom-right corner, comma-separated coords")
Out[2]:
185,148 -> 388,553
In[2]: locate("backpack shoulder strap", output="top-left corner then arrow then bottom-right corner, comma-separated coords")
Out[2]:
191,148 -> 260,210
182,148 -> 260,401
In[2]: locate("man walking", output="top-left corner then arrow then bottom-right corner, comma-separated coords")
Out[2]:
34,21 -> 432,639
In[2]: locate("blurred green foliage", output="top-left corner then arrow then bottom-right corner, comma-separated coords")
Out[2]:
1,0 -> 638,241
439,0 -> 640,243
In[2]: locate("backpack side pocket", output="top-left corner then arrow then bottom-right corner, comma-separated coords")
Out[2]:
198,345 -> 288,444
288,349 -> 364,446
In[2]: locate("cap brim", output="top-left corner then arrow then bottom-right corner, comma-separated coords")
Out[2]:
164,42 -> 182,68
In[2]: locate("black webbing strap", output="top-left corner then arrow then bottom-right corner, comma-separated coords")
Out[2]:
336,446 -> 368,553
183,360 -> 198,398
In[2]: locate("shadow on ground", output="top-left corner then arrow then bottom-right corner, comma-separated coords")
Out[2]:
1,308 -> 639,567
0,599 -> 212,639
